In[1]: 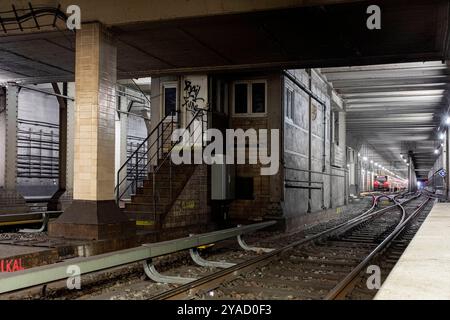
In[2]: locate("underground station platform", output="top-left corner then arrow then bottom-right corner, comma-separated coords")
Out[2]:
1,0 -> 450,306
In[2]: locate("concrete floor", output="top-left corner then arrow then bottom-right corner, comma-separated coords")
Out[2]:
0,244 -> 46,260
375,201 -> 450,300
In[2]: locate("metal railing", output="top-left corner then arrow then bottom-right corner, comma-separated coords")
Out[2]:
115,108 -> 208,223
115,112 -> 175,202
0,4 -> 67,34
126,136 -> 148,182
17,121 -> 59,180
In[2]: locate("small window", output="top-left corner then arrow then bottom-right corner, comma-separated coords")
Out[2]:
252,83 -> 265,113
333,111 -> 340,146
235,177 -> 254,200
234,83 -> 248,114
233,81 -> 266,116
285,88 -> 294,121
214,80 -> 228,113
163,86 -> 177,117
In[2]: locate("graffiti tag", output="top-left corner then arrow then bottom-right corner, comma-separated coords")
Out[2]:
0,258 -> 25,273
183,80 -> 205,115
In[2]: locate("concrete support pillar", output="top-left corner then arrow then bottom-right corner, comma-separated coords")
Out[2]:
49,23 -> 134,240
0,85 -> 28,214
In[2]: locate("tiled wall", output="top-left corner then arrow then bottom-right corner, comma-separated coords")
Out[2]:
74,23 -> 117,201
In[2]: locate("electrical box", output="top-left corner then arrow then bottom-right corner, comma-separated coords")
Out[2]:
211,154 -> 235,200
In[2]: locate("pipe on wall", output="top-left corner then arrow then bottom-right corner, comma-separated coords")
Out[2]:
447,127 -> 450,200
307,69 -> 313,213
17,84 -> 75,101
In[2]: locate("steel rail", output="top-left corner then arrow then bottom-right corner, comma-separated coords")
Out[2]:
0,211 -> 62,227
151,194 -> 419,300
17,85 -> 75,101
324,195 -> 431,300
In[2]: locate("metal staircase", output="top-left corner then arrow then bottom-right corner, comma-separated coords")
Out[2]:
115,109 -> 207,230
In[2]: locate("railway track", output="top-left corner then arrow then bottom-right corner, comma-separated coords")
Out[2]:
2,196 -> 374,300
2,192 -> 432,301
149,193 -> 432,300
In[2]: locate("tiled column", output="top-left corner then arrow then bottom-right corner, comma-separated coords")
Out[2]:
0,85 -> 29,214
49,23 -> 134,240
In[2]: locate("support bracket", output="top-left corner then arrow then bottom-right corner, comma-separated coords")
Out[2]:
189,248 -> 236,268
143,259 -> 196,284
19,212 -> 49,233
237,231 -> 274,253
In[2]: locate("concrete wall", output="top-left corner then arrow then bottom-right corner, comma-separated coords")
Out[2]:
283,69 -> 343,224
16,84 -> 60,197
150,72 -> 284,222
229,72 -> 283,220
150,70 -> 350,230
127,115 -> 147,139
428,150 -> 445,193
8,82 -> 148,201
14,83 -> 76,203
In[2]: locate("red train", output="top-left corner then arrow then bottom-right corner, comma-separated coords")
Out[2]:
374,175 -> 389,191
374,175 -> 407,192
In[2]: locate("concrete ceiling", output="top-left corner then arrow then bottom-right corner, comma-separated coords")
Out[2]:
322,61 -> 450,179
0,0 -> 449,83
0,0 -> 368,29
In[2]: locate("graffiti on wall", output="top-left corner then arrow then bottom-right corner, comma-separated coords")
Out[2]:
183,80 -> 205,115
